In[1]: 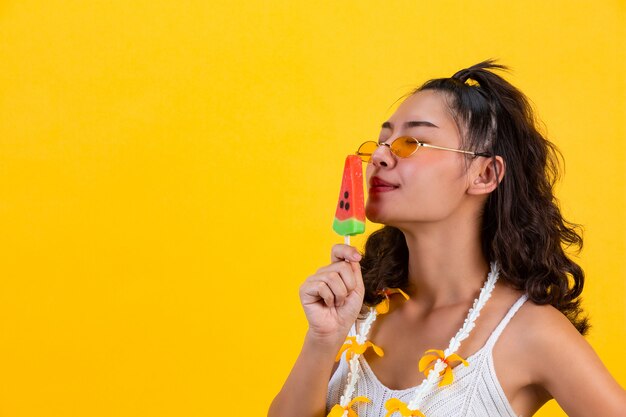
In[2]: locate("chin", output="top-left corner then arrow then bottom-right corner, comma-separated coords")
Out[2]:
365,203 -> 391,225
366,204 -> 429,230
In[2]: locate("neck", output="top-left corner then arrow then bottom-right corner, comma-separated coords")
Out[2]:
398,217 -> 489,309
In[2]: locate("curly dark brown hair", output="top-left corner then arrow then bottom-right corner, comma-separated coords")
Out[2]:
360,60 -> 589,335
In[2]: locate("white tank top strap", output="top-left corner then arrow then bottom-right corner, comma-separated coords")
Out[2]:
484,294 -> 528,350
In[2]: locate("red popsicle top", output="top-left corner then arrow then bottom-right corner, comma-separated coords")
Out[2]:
332,155 -> 365,236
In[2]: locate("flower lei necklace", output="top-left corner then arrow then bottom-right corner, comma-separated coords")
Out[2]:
327,262 -> 500,417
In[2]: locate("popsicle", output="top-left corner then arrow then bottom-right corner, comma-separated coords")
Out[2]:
332,155 -> 366,237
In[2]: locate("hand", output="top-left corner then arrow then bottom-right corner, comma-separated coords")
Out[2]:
299,244 -> 365,343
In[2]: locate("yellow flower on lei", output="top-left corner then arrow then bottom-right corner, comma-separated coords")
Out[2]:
335,336 -> 384,362
375,288 -> 410,314
418,349 -> 468,387
327,396 -> 371,417
384,398 -> 426,417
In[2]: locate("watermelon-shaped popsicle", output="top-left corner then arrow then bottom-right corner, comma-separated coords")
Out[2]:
332,155 -> 366,236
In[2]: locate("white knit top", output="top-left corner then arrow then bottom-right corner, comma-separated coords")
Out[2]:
327,295 -> 528,417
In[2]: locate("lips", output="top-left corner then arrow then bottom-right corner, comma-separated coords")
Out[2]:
369,176 -> 399,193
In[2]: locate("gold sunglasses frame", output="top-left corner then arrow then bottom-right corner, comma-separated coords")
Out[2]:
356,137 -> 493,162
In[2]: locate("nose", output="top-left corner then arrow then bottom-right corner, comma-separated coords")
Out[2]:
370,141 -> 396,168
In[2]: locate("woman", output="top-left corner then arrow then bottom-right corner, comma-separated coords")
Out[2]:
268,61 -> 626,417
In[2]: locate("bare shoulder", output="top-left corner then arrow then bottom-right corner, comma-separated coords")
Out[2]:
504,299 -> 586,375
492,296 -> 580,388
511,298 -> 580,344
490,286 -> 583,361
498,298 -> 626,416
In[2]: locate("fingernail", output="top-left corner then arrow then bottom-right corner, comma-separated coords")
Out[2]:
352,253 -> 362,261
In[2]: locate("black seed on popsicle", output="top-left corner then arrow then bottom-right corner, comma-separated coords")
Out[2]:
344,191 -> 349,198
340,201 -> 344,209
345,203 -> 350,210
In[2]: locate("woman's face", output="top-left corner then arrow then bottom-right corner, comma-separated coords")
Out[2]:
365,89 -> 475,227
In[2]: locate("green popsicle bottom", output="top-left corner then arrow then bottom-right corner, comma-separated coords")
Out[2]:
333,218 -> 365,236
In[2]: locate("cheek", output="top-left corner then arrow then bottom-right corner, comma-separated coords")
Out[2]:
364,156 -> 469,223
402,157 -> 468,208
402,155 -> 452,188
414,154 -> 467,183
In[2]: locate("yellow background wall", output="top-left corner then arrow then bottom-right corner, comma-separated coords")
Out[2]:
0,1 -> 624,416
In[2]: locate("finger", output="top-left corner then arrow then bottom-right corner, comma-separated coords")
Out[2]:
331,244 -> 362,263
315,281 -> 336,307
301,280 -> 335,308
350,261 -> 365,295
316,261 -> 357,293
318,272 -> 349,306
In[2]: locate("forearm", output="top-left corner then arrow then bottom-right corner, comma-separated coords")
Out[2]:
268,332 -> 343,417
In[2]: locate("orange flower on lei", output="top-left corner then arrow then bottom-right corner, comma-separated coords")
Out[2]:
335,336 -> 384,362
327,396 -> 371,417
375,288 -> 410,314
384,398 -> 426,417
418,349 -> 468,387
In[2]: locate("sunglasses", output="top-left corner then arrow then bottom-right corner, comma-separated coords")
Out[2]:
356,136 -> 493,162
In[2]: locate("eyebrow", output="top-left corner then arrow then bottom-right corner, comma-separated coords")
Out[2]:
381,120 -> 439,129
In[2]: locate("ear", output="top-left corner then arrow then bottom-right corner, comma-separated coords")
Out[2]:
467,155 -> 505,195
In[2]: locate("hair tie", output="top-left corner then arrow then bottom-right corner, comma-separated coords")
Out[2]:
451,68 -> 481,87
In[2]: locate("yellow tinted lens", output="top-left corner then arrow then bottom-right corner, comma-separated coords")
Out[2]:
391,136 -> 419,158
357,141 -> 378,162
